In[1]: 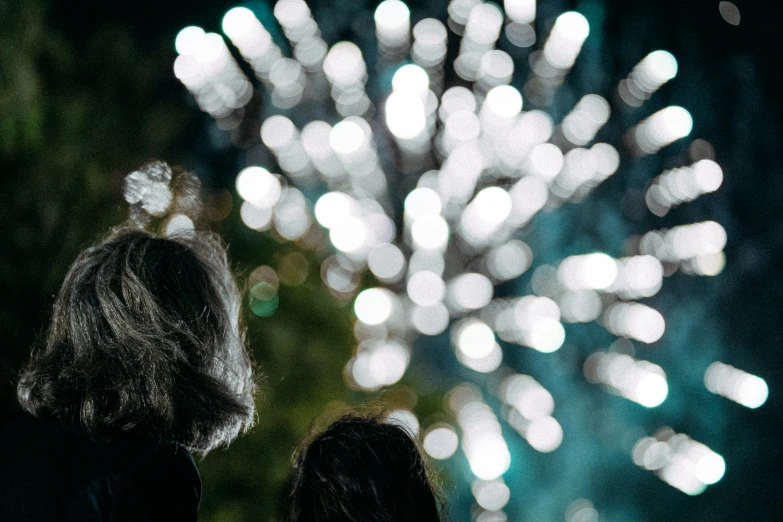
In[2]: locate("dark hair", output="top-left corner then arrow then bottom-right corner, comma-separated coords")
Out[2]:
286,413 -> 442,522
17,226 -> 256,454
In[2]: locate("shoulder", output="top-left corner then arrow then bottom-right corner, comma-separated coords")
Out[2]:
0,413 -> 201,520
131,443 -> 200,488
67,443 -> 202,521
0,413 -> 82,519
123,444 -> 202,520
0,412 -> 77,480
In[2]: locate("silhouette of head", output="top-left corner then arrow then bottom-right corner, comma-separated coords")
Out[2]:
18,226 -> 255,453
286,413 -> 442,522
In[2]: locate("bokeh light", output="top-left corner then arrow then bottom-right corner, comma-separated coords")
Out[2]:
423,423 -> 460,460
704,362 -> 769,408
585,352 -> 669,407
633,429 -> 725,495
170,1 -> 749,516
354,287 -> 396,325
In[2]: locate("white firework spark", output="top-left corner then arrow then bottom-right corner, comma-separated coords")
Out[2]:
173,0 -> 763,514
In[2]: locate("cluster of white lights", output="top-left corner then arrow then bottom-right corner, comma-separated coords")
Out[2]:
604,302 -> 666,344
524,12 -> 589,104
438,89 -> 479,155
633,429 -> 726,495
494,253 -> 663,329
453,394 -> 521,480
396,186 -> 452,336
558,253 -> 618,291
324,42 -> 371,117
407,269 -> 445,307
385,64 -> 434,144
552,144 -> 621,201
165,214 -> 196,236
556,289 -> 602,324
502,0 -> 536,48
472,478 -> 511,512
452,2 -> 505,84
483,239 -> 533,282
452,318 -> 503,373
412,18 -> 448,72
519,140 -> 559,181
236,166 -> 314,240
500,374 -> 563,452
367,243 -> 407,283
704,362 -> 769,409
353,287 -> 398,325
315,191 -> 394,258
407,283 -> 448,335
320,255 -> 361,296
223,2 -> 327,110
639,221 -> 727,275
374,0 -> 411,58
560,94 -> 611,146
344,338 -> 411,391
631,106 -> 694,155
619,50 -> 678,107
332,119 -> 388,199
222,8 -> 282,83
483,296 -> 566,353
447,272 -> 494,312
646,159 -> 724,217
224,7 -> 299,109
607,255 -> 664,300
541,12 -> 590,69
538,143 -> 618,203
679,252 -> 726,277
172,0 -> 741,507
504,0 -> 535,25
404,187 -> 446,249
173,26 -> 253,120
422,423 -> 460,460
550,253 -> 664,322
273,0 -> 327,72
261,116 -> 315,184
459,186 -> 514,249
449,385 -> 511,481
298,118 -> 389,201
584,351 -> 668,407
436,89 -> 537,211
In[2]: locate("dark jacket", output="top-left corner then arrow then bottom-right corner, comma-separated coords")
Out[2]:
0,412 -> 201,521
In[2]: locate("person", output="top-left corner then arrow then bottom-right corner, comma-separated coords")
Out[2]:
0,223 -> 256,520
285,412 -> 442,522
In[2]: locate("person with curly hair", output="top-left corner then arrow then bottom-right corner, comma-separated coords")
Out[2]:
285,413 -> 443,522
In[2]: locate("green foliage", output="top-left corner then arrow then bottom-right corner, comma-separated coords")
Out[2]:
0,0 -> 191,418
195,223 -> 358,521
0,5 -> 362,518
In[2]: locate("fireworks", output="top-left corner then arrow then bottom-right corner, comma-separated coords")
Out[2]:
174,0 -> 766,517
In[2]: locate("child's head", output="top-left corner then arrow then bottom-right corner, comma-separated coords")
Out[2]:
286,413 -> 441,522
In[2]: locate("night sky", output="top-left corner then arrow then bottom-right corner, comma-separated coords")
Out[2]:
4,0 -> 783,519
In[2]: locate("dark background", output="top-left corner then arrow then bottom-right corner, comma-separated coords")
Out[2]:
1,0 -> 782,520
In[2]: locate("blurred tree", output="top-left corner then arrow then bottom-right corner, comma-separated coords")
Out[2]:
0,1 -> 359,518
0,0 -> 189,419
